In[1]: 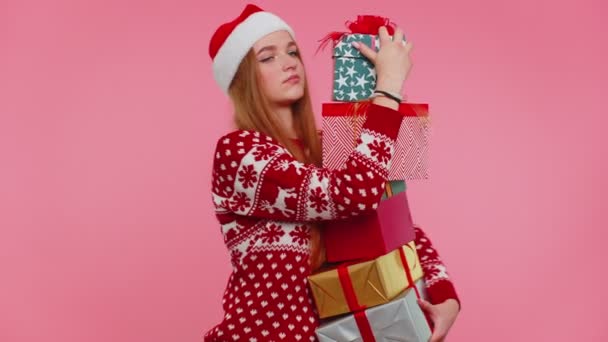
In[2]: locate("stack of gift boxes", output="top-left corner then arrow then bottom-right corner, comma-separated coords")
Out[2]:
307,16 -> 433,341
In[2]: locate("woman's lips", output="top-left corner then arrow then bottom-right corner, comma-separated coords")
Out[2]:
284,75 -> 300,84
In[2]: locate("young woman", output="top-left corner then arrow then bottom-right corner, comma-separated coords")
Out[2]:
204,4 -> 460,341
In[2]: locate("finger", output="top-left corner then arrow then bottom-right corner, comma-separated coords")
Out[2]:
429,327 -> 447,342
403,40 -> 414,53
429,333 -> 446,342
429,318 -> 448,342
393,27 -> 404,45
352,40 -> 376,63
378,26 -> 391,45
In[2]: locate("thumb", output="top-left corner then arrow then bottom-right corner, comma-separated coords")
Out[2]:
403,40 -> 414,54
352,41 -> 376,64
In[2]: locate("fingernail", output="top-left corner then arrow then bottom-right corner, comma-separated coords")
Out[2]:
351,41 -> 360,49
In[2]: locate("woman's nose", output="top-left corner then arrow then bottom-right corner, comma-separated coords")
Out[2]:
281,54 -> 297,71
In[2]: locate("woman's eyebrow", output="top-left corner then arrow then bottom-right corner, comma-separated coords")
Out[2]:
256,41 -> 297,55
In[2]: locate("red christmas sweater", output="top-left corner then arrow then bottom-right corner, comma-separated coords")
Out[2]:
204,103 -> 459,341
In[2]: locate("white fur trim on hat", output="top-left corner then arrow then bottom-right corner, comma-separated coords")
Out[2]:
212,12 -> 295,94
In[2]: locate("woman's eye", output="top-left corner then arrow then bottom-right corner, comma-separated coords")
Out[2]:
259,51 -> 299,63
260,56 -> 274,63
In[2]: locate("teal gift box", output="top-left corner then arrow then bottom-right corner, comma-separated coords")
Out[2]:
332,33 -> 406,102
381,180 -> 407,200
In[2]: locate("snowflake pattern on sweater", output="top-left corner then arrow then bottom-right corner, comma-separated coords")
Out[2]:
414,226 -> 460,308
203,104 -> 458,341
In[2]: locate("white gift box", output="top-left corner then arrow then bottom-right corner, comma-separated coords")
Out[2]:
316,279 -> 431,342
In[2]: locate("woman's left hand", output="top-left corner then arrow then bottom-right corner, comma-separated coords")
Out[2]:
417,298 -> 460,342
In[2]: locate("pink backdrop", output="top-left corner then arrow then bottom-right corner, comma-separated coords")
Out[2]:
1,0 -> 607,341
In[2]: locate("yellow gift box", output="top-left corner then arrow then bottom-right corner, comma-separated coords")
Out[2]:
307,241 -> 423,319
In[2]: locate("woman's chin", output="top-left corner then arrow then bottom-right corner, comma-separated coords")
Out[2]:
276,90 -> 304,104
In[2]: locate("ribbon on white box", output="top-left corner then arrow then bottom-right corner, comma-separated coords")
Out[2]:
316,279 -> 432,342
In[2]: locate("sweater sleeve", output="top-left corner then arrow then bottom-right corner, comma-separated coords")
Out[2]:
211,103 -> 404,222
414,226 -> 461,309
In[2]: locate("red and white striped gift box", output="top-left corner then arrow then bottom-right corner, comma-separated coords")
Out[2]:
322,102 -> 430,180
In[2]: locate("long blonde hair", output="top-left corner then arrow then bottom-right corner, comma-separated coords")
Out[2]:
228,48 -> 326,272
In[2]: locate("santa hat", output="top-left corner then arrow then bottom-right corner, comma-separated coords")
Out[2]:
209,4 -> 296,94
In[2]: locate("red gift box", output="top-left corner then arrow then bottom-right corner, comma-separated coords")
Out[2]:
322,102 -> 430,180
323,191 -> 415,263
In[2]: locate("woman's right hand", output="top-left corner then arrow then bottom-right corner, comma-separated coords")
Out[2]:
352,26 -> 413,95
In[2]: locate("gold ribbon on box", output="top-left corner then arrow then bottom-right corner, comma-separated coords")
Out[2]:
385,181 -> 393,198
307,240 -> 423,319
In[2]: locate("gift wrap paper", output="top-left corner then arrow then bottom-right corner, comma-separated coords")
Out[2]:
323,191 -> 415,263
322,102 -> 430,180
308,241 -> 423,319
332,33 -> 407,101
381,180 -> 406,200
316,279 -> 432,342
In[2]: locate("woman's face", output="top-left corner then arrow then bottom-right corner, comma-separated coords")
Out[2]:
252,30 -> 306,106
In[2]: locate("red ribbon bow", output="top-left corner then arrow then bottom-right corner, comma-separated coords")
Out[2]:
316,15 -> 397,54
335,244 -> 427,342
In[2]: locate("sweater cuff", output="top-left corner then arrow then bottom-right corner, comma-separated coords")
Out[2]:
362,103 -> 404,140
427,279 -> 461,311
